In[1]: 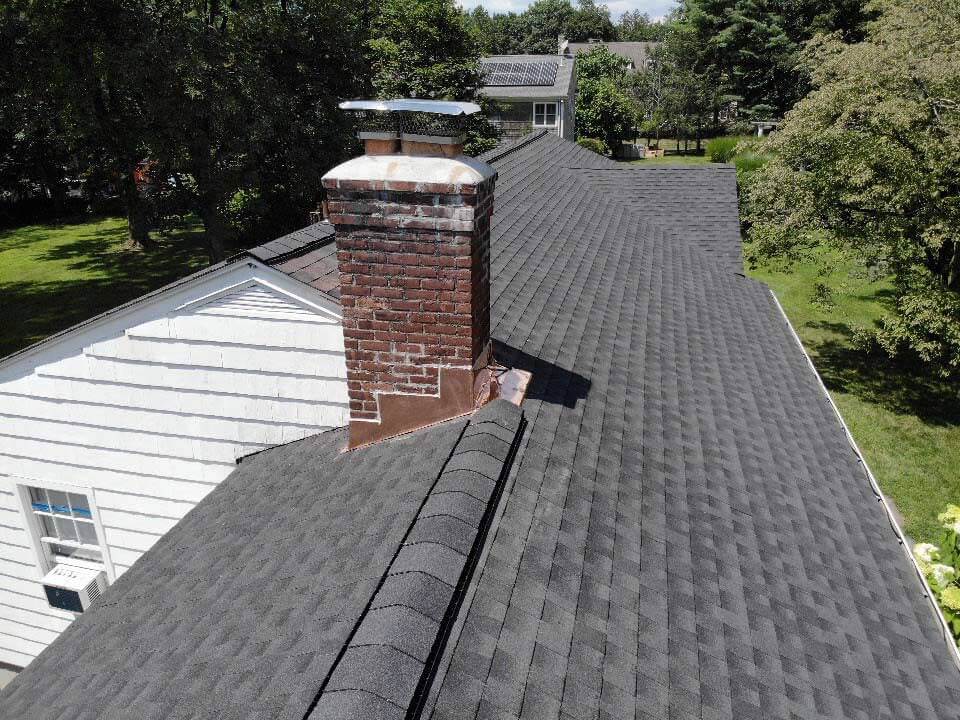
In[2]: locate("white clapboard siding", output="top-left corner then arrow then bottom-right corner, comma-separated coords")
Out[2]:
0,263 -> 349,667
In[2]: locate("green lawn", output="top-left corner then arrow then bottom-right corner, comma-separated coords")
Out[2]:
749,249 -> 960,543
0,217 -> 210,358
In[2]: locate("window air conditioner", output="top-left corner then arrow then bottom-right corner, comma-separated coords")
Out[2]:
41,565 -> 106,613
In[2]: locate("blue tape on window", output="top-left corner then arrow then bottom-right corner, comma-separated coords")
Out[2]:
73,508 -> 92,518
51,504 -> 70,514
31,502 -> 51,512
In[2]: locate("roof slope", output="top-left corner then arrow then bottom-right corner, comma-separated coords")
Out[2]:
3,131 -> 959,720
422,132 -> 960,718
480,55 -> 575,99
0,401 -> 524,720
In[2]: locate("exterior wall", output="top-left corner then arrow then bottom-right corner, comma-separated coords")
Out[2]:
488,99 -> 576,141
489,101 -> 535,139
0,261 -> 348,668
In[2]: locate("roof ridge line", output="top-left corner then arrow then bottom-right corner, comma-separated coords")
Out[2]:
247,224 -> 336,266
482,129 -> 550,164
302,401 -> 525,719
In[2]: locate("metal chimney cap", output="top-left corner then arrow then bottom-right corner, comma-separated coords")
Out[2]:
339,99 -> 482,116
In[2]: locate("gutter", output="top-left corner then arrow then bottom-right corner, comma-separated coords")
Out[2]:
768,288 -> 960,670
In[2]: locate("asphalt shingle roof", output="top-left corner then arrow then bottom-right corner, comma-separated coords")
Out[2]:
422,132 -> 960,719
2,130 -> 959,720
0,401 -> 525,720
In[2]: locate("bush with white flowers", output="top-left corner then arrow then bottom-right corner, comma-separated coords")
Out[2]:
913,505 -> 960,644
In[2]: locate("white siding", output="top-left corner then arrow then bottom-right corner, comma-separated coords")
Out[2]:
0,263 -> 348,668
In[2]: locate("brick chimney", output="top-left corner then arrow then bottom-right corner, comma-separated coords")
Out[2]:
322,100 -> 499,448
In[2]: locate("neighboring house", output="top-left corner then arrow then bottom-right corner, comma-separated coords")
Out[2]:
3,120 -> 960,720
480,55 -> 576,140
560,37 -> 658,72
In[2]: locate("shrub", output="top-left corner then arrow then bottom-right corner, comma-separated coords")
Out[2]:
577,137 -> 609,156
733,150 -> 772,178
913,505 -> 960,644
707,135 -> 743,163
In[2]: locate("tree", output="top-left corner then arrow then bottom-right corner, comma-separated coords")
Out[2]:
465,7 -> 528,55
677,0 -> 873,119
618,10 -> 670,41
575,46 -> 636,151
2,0 -> 160,247
745,0 -> 960,374
152,0 -> 364,261
368,0 -> 499,155
523,0 -> 575,52
369,0 -> 481,99
565,0 -> 616,42
657,23 -> 715,152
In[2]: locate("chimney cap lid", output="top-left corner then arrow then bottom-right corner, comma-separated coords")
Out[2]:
339,99 -> 481,116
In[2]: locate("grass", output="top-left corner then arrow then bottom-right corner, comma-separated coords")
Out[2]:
749,247 -> 960,543
0,216 -> 211,358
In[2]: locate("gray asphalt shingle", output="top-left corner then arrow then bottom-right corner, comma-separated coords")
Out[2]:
0,402 -> 525,720
2,129 -> 958,720
423,132 -> 960,719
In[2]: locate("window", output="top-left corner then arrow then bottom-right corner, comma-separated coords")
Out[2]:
26,486 -> 105,568
533,102 -> 558,128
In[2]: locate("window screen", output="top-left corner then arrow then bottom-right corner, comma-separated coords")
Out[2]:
28,487 -> 103,565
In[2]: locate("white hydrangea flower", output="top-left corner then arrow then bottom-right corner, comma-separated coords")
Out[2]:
928,563 -> 956,587
938,505 -> 960,533
914,543 -> 940,564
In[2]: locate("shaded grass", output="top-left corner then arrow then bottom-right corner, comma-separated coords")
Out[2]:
0,217 -> 212,358
749,248 -> 960,543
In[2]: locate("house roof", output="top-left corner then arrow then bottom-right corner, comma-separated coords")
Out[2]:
479,55 -> 575,101
0,399 -> 525,720
3,130 -> 960,719
564,41 -> 658,70
0,221 -> 340,372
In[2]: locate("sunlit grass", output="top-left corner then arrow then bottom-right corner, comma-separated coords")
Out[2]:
0,217 -> 210,357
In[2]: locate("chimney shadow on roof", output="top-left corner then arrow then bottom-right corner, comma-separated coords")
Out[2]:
494,340 -> 590,409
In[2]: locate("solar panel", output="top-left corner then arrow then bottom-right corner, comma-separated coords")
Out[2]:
483,61 -> 559,87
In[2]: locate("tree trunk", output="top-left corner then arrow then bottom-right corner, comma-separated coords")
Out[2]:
123,172 -> 154,250
199,196 -> 228,263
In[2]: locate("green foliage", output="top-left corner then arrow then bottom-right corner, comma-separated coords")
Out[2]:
578,42 -> 631,83
677,0 -> 873,118
563,0 -> 616,43
1,0 -> 367,261
913,505 -> 960,644
369,0 -> 480,99
575,46 -> 636,151
618,10 -> 671,41
745,0 -> 960,376
706,135 -> 745,162
367,0 -> 500,157
463,0 -> 630,56
638,24 -> 715,149
732,148 -> 771,178
576,137 -> 609,155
